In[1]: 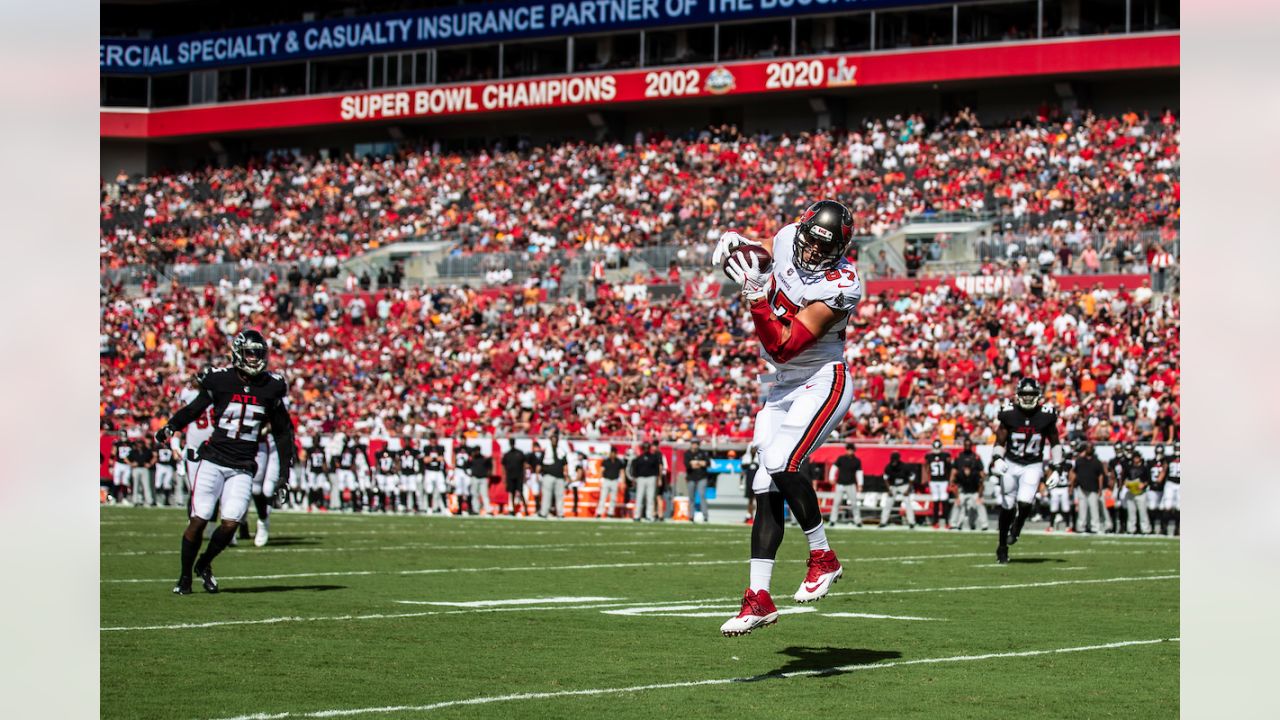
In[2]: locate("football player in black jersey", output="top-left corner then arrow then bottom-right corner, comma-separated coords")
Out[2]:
111,436 -> 133,504
398,440 -> 423,513
1158,443 -> 1180,535
155,330 -> 295,595
153,441 -> 179,507
423,433 -> 448,514
332,437 -> 367,511
990,377 -> 1063,563
373,442 -> 399,513
1043,444 -> 1074,532
951,437 -> 989,531
303,441 -> 330,511
740,447 -> 761,524
1107,444 -> 1130,533
923,439 -> 954,530
1146,447 -> 1166,535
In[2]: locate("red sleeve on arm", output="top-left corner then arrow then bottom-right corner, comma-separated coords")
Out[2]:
749,299 -> 819,364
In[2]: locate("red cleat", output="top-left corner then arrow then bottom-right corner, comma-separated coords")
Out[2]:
793,549 -> 844,603
720,588 -> 779,636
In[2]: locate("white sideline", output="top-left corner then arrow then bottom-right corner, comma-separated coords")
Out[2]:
204,638 -> 1179,720
101,550 -> 1106,584
100,574 -> 1177,632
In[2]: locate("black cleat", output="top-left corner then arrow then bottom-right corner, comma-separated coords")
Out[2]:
193,564 -> 219,593
173,576 -> 193,595
996,546 -> 1009,564
1008,526 -> 1020,545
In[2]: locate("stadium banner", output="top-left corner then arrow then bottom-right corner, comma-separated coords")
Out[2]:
101,34 -> 1179,138
863,273 -> 1149,296
102,0 -> 964,74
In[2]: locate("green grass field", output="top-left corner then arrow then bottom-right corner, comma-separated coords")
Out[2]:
100,507 -> 1179,719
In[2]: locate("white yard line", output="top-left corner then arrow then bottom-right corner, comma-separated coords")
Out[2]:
824,574 -> 1179,598
823,612 -> 941,621
101,574 -> 1177,632
409,596 -> 621,608
630,608 -> 819,619
204,638 -> 1179,720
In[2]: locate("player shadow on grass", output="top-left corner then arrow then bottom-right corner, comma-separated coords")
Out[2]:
242,536 -> 323,547
1006,557 -> 1067,564
742,647 -> 903,681
219,584 -> 346,594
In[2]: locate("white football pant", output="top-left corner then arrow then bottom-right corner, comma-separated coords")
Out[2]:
189,459 -> 253,522
751,362 -> 852,493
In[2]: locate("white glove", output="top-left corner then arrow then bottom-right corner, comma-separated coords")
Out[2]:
712,231 -> 761,266
991,457 -> 1008,476
724,250 -> 770,302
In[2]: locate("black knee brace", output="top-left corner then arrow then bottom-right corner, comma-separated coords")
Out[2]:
750,492 -> 786,560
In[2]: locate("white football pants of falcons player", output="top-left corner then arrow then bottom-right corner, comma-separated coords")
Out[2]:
1160,481 -> 1181,511
752,362 -> 853,492
997,460 -> 1044,510
188,458 -> 254,522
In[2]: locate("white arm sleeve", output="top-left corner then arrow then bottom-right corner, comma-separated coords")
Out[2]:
1050,444 -> 1064,465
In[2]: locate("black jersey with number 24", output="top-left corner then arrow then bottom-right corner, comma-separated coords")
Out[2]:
170,366 -> 293,474
997,402 -> 1059,466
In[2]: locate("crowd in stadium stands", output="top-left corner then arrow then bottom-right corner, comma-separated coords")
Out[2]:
100,108 -> 1179,272
101,263 -> 1179,450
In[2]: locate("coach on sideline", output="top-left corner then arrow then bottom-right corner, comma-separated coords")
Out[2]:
630,442 -> 664,522
537,428 -> 576,519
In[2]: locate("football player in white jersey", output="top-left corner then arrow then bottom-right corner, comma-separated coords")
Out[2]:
248,423 -> 290,546
714,200 -> 860,636
178,367 -> 216,508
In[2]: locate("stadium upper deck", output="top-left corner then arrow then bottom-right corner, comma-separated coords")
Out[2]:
101,1 -> 1178,174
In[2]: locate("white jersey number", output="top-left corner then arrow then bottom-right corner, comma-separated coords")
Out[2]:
1009,432 -> 1044,459
218,402 -> 266,441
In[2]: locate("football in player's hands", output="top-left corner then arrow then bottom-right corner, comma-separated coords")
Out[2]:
721,244 -> 773,282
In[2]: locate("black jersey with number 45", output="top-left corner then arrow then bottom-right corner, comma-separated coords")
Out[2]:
997,402 -> 1059,465
168,366 -> 293,474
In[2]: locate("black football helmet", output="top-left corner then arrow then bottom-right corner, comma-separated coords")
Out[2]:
794,200 -> 853,273
231,329 -> 269,376
931,439 -> 942,450
1014,377 -> 1042,411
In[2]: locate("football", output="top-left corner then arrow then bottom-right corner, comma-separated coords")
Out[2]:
722,243 -> 773,281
